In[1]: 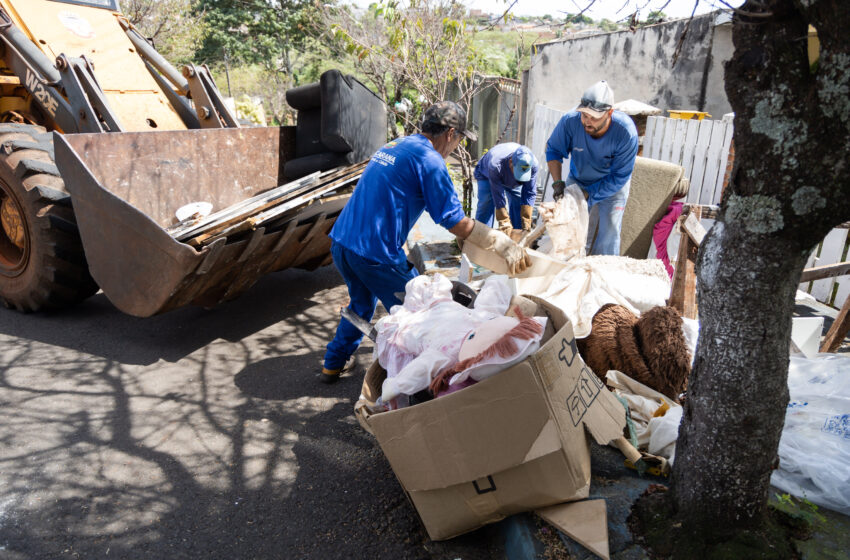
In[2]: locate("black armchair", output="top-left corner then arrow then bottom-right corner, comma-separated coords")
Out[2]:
284,70 -> 386,178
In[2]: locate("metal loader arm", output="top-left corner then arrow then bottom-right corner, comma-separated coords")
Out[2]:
0,8 -> 78,131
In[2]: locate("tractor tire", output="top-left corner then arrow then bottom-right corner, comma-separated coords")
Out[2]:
0,123 -> 97,311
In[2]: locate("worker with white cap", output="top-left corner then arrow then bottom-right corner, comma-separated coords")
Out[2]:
545,81 -> 638,255
473,143 -> 539,235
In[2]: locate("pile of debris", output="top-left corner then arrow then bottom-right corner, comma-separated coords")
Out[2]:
166,162 -> 366,247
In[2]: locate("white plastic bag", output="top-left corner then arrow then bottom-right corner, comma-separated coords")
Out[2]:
771,353 -> 850,515
536,184 -> 588,261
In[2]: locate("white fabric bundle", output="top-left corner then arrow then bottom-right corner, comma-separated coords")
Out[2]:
374,274 -> 513,407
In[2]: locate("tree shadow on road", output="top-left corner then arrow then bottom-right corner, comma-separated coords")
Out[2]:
0,266 -> 345,365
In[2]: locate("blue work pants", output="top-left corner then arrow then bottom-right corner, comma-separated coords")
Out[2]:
475,179 -> 524,229
323,242 -> 418,370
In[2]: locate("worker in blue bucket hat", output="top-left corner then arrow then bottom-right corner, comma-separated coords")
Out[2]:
474,143 -> 539,236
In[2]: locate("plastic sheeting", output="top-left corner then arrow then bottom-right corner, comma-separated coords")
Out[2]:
771,354 -> 850,515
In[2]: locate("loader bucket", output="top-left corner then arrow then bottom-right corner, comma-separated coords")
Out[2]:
53,127 -> 351,317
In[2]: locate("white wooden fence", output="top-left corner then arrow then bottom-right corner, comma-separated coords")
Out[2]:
643,116 -> 733,205
530,106 -> 848,307
643,115 -> 848,307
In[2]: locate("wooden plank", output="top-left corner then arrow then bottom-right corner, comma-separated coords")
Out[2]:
800,261 -> 850,283
670,118 -> 688,166
648,116 -> 665,160
820,294 -> 850,353
668,210 -> 700,319
799,248 -> 818,293
711,120 -> 734,203
680,119 -> 700,181
189,172 -> 361,246
699,121 -> 727,205
531,104 -> 567,200
681,121 -> 702,203
168,171 -> 322,239
682,212 -> 707,246
660,117 -> 676,163
643,116 -> 657,157
835,274 -> 850,311
811,228 -> 848,303
688,120 -> 713,204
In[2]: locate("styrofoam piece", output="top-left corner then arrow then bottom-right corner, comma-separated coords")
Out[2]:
790,317 -> 824,359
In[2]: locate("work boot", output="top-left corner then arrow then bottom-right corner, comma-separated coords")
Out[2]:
318,356 -> 357,384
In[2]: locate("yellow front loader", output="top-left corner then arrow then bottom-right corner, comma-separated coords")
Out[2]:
0,0 -> 377,316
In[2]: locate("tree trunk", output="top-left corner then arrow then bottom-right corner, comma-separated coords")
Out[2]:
640,0 -> 850,554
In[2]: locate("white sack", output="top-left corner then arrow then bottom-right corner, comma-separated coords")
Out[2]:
606,370 -> 680,453
536,184 -> 589,261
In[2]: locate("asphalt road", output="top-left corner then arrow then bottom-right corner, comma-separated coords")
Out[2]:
0,265 -> 504,560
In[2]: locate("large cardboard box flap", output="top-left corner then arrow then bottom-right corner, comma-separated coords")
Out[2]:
368,362 -> 557,491
357,297 -> 627,540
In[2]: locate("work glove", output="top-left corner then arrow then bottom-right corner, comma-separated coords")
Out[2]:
495,207 -> 512,236
552,180 -> 565,201
520,204 -> 533,231
465,220 -> 532,276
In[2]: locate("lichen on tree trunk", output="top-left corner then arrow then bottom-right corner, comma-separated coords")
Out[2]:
633,0 -> 850,557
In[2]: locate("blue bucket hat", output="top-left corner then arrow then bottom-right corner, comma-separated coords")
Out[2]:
512,146 -> 534,182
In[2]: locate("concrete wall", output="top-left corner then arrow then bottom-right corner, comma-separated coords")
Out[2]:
468,77 -> 521,158
521,12 -> 734,146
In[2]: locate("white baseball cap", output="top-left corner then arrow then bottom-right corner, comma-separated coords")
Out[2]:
577,81 -> 614,118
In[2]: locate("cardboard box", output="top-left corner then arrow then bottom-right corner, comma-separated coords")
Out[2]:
355,297 -> 627,540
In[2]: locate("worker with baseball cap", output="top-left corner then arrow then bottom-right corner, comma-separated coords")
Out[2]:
474,143 -> 540,236
320,101 -> 532,383
545,81 -> 638,255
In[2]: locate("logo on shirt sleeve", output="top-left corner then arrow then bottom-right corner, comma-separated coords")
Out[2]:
373,150 -> 397,166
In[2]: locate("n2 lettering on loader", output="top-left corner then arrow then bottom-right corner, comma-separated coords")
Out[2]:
0,0 -> 374,316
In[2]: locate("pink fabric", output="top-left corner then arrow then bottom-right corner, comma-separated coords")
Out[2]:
435,377 -> 477,398
653,202 -> 684,278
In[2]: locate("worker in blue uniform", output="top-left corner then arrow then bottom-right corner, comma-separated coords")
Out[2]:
320,101 -> 532,383
474,143 -> 539,236
545,81 -> 639,255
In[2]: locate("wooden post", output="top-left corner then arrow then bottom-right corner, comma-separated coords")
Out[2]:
669,207 -> 703,319
820,295 -> 850,353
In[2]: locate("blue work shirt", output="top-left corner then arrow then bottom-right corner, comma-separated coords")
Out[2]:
473,142 -> 539,209
329,134 -> 466,265
545,111 -> 638,208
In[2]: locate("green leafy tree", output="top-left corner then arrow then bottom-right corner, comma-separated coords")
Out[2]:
644,10 -> 667,25
122,0 -> 206,64
195,0 -> 312,76
193,0 -> 318,122
597,18 -> 620,32
321,0 -> 487,210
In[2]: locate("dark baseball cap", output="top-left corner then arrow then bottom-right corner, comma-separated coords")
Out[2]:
421,101 -> 478,141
